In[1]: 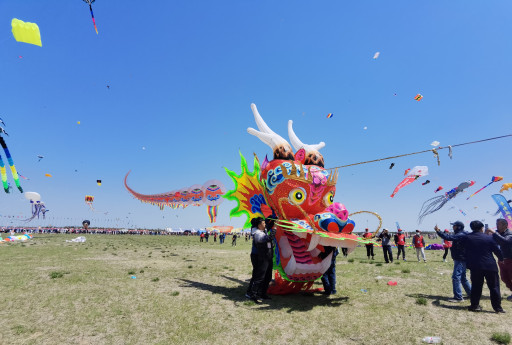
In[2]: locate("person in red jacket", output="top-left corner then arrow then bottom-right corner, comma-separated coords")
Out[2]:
413,230 -> 427,262
394,229 -> 407,261
363,228 -> 375,260
442,229 -> 452,262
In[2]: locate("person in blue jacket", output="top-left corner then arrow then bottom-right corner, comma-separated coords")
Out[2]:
435,221 -> 472,302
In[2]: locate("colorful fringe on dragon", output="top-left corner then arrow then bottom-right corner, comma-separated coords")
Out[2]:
225,104 -> 381,295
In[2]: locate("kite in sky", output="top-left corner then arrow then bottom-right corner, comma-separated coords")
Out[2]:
96,179 -> 102,186
327,113 -> 333,119
24,192 -> 48,222
466,176 -> 503,200
373,52 -> 380,59
85,195 -> 95,211
45,173 -> 52,177
11,18 -> 42,46
389,163 -> 395,169
435,186 -> 443,193
82,0 -> 99,34
418,181 -> 475,223
414,94 -> 423,101
390,166 -> 428,198
422,180 -> 431,186
37,155 -> 44,162
499,183 -> 512,193
0,119 -> 23,193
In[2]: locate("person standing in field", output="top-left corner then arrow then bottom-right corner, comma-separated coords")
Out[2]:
413,230 -> 427,262
487,218 -> 512,302
442,229 -> 453,262
363,228 -> 375,260
321,247 -> 339,295
232,233 -> 237,246
378,229 -> 393,263
205,231 -> 209,243
200,232 -> 205,242
462,220 -> 504,313
246,217 -> 274,303
435,221 -> 472,303
394,228 -> 407,261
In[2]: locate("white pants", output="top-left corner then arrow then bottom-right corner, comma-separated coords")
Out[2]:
416,247 -> 426,261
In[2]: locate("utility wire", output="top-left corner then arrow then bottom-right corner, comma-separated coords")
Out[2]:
326,134 -> 512,170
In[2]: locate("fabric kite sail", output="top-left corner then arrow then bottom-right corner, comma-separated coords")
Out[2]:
466,176 -> 503,200
492,194 -> 512,229
418,181 -> 475,223
0,134 -> 23,194
390,166 -> 428,198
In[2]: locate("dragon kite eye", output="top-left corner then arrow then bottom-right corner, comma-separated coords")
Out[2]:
324,191 -> 335,207
289,188 -> 306,205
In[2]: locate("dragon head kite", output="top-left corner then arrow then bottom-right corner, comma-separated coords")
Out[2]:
225,104 -> 380,294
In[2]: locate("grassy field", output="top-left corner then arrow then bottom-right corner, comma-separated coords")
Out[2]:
0,234 -> 510,345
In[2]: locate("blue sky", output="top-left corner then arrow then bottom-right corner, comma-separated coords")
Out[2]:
0,1 -> 510,231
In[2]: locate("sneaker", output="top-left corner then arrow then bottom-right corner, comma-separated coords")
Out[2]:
448,298 -> 464,303
245,293 -> 253,299
495,308 -> 506,314
403,258 -> 407,261
251,296 -> 263,304
443,259 -> 447,262
507,295 -> 512,301
468,305 -> 482,312
331,290 -> 337,295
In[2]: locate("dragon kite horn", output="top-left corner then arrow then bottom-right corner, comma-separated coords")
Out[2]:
247,103 -> 295,161
288,120 -> 326,167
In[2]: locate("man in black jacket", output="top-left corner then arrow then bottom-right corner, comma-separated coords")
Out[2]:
435,221 -> 472,302
378,229 -> 393,263
462,220 -> 504,313
487,218 -> 512,301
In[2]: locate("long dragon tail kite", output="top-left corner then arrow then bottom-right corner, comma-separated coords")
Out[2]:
0,136 -> 23,193
466,176 -> 503,200
83,0 -> 98,34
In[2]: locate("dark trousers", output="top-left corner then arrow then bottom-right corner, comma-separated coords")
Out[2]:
469,269 -> 502,311
383,245 -> 393,263
247,254 -> 258,295
365,244 -> 374,257
396,245 -> 405,259
341,247 -> 348,257
262,256 -> 273,295
443,248 -> 449,260
321,254 -> 337,293
250,254 -> 271,297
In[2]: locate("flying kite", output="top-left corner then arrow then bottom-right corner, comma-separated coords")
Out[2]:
390,166 -> 428,198
85,195 -> 94,211
418,181 -> 475,223
11,18 -> 42,47
389,163 -> 395,169
37,155 -> 44,162
422,180 -> 431,186
414,94 -> 423,101
0,120 -> 23,193
82,0 -> 99,34
45,173 -> 52,177
373,52 -> 380,59
327,113 -> 333,119
466,176 -> 503,200
500,183 -> 512,193
124,172 -> 226,223
435,186 -> 443,193
96,179 -> 102,186
431,141 -> 440,147
404,168 -> 411,176
24,192 -> 48,221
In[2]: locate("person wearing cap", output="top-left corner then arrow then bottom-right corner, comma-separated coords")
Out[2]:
435,221 -> 472,302
363,228 -> 375,260
486,218 -> 512,301
459,220 -> 504,313
412,230 -> 427,262
442,229 -> 453,262
378,228 -> 393,263
394,229 -> 407,261
246,217 -> 265,302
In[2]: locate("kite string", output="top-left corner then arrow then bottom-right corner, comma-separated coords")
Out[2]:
326,134 -> 512,170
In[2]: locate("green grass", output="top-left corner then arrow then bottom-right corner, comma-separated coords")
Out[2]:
491,333 -> 511,345
0,234 -> 508,345
416,297 -> 427,305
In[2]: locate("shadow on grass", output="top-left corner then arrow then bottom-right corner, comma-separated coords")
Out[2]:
406,293 -> 496,314
180,275 -> 349,312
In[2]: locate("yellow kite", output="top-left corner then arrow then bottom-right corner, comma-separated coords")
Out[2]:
11,18 -> 42,47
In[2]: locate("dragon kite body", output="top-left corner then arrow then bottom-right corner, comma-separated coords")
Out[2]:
0,119 -> 23,194
225,104 -> 380,295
